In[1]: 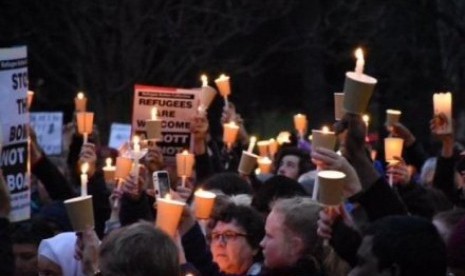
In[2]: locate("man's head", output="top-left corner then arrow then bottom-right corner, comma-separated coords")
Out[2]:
274,147 -> 312,180
99,222 -> 179,276
260,197 -> 321,269
349,216 -> 446,276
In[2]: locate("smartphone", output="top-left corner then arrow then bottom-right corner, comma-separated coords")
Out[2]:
153,170 -> 171,199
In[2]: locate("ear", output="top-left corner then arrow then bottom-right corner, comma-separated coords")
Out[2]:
288,235 -> 305,259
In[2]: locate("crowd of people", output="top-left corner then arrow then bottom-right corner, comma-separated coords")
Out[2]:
0,100 -> 464,276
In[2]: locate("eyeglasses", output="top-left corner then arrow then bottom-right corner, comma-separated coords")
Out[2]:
209,231 -> 248,244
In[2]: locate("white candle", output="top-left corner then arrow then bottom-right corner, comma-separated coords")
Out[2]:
151,107 -> 158,120
433,92 -> 452,134
247,136 -> 257,153
133,135 -> 140,153
80,162 -> 89,196
201,74 -> 208,87
354,48 -> 365,75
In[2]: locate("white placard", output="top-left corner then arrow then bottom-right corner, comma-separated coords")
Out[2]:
132,85 -> 199,163
30,112 -> 63,155
0,46 -> 30,222
109,123 -> 131,149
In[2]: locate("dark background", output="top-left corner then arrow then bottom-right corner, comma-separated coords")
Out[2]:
1,0 -> 465,153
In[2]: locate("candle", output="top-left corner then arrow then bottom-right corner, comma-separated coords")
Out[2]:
80,162 -> 89,196
155,195 -> 186,237
75,92 -> 87,112
354,48 -> 365,75
257,140 -> 270,157
257,157 -> 272,174
215,74 -> 231,108
312,126 -> 336,151
194,189 -> 216,219
223,121 -> 240,150
27,90 -> 34,109
268,138 -> 279,157
133,135 -> 140,153
146,107 -> 163,140
384,137 -> 404,164
247,136 -> 257,153
176,150 -> 195,187
433,92 -> 452,134
76,112 -> 94,144
103,157 -> 116,183
293,114 -> 307,137
199,74 -> 217,113
276,131 -> 291,145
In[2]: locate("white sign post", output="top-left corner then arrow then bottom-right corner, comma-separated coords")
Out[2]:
0,46 -> 30,222
132,85 -> 199,163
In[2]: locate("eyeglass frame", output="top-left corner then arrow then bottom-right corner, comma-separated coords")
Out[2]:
208,230 -> 248,244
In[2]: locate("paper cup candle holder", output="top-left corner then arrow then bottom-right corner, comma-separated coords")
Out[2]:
334,93 -> 344,121
433,92 -> 452,134
238,136 -> 258,175
312,126 -> 336,151
176,150 -> 195,187
385,109 -> 402,129
76,111 -> 94,144
343,48 -> 378,115
293,113 -> 308,138
64,195 -> 94,232
155,195 -> 186,237
74,91 -> 87,112
223,121 -> 240,150
317,170 -> 346,206
199,74 -> 217,113
215,74 -> 231,108
146,107 -> 162,141
194,189 -> 216,219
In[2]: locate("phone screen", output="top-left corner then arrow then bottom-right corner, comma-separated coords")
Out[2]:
154,171 -> 170,198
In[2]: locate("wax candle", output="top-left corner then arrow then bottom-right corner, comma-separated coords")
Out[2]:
103,157 -> 116,183
75,92 -> 87,112
146,107 -> 162,140
223,121 -> 240,150
247,136 -> 257,153
80,162 -> 89,196
293,114 -> 307,137
354,48 -> 365,75
433,92 -> 452,134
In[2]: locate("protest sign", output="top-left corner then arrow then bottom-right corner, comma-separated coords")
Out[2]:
0,46 -> 30,222
30,112 -> 63,155
132,85 -> 199,163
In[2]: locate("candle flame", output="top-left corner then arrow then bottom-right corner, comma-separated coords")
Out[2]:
182,149 -> 189,155
28,90 -> 34,95
255,168 -> 261,175
362,114 -> 370,123
164,194 -> 171,200
217,74 -> 229,81
201,74 -> 208,86
355,48 -> 364,61
81,162 -> 89,174
105,158 -> 112,167
226,121 -> 238,128
309,134 -> 313,141
322,126 -> 329,133
77,92 -> 85,99
277,131 -> 291,144
133,135 -> 140,144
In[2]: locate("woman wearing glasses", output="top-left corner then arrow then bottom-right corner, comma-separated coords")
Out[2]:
181,202 -> 265,276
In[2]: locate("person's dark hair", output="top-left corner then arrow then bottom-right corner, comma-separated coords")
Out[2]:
210,203 -> 265,262
99,222 -> 180,276
251,175 -> 308,214
365,216 -> 446,276
203,172 -> 252,196
11,217 -> 55,246
274,147 -> 313,176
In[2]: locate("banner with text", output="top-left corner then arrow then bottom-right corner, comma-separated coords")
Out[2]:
30,112 -> 63,155
0,46 -> 30,222
132,85 -> 199,163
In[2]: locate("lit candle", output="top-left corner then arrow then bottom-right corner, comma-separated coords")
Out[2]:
433,92 -> 452,134
293,114 -> 307,138
199,74 -> 217,113
268,138 -> 279,157
103,157 -> 116,183
312,126 -> 336,151
215,74 -> 231,108
146,107 -> 162,141
194,189 -> 216,219
76,112 -> 94,144
257,140 -> 270,157
276,131 -> 291,145
80,162 -> 89,196
133,135 -> 140,153
247,136 -> 257,153
223,121 -> 240,150
176,150 -> 195,187
75,92 -> 87,112
257,157 -> 272,174
354,48 -> 365,75
27,90 -> 34,109
155,195 -> 186,237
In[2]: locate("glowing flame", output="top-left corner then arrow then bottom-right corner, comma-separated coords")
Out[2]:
77,92 -> 85,99
81,162 -> 89,174
355,48 -> 364,61
201,74 -> 208,86
105,158 -> 112,167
